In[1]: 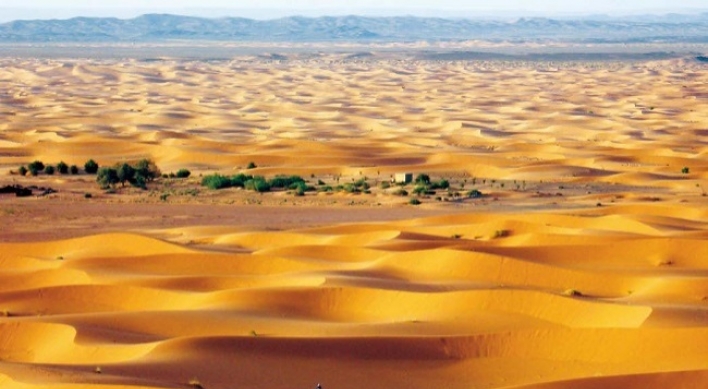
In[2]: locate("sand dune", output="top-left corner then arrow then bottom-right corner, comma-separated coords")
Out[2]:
2,52 -> 708,388
0,207 -> 708,388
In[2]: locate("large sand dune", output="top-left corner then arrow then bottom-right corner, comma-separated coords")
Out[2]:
1,209 -> 708,388
2,50 -> 708,388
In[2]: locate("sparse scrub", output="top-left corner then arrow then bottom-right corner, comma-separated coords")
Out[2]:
562,289 -> 583,297
493,230 -> 510,238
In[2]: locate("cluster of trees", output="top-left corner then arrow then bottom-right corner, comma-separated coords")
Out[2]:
18,159 -> 99,176
202,174 -> 315,195
96,159 -> 162,190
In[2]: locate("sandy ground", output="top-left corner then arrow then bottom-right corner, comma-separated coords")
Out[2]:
1,50 -> 708,389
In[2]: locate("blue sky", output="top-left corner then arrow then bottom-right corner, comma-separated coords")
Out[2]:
1,0 -> 706,21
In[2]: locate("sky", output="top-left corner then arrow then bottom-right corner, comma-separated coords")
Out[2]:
1,0 -> 707,22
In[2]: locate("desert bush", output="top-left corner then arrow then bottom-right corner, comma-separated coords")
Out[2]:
245,176 -> 270,193
467,189 -> 483,198
202,174 -> 232,190
353,178 -> 369,190
230,173 -> 252,188
18,166 -> 28,176
56,161 -> 69,174
247,161 -> 257,169
269,175 -> 305,189
44,165 -> 55,175
682,166 -> 690,174
393,188 -> 409,196
176,169 -> 191,178
409,198 -> 421,205
430,179 -> 450,190
380,181 -> 391,189
494,230 -> 510,238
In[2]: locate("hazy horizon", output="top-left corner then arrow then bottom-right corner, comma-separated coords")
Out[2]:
1,2 -> 708,23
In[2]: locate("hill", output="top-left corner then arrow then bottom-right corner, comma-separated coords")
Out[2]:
2,13 -> 708,43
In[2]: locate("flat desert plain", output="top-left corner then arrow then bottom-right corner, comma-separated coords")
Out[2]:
2,49 -> 708,389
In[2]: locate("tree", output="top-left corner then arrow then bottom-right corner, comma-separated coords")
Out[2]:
70,165 -> 79,175
134,159 -> 160,182
116,163 -> 135,187
85,159 -> 99,174
56,161 -> 69,175
44,165 -> 55,175
18,166 -> 28,176
415,174 -> 430,185
97,167 -> 119,188
28,160 -> 45,173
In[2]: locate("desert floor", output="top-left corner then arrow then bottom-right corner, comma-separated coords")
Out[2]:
1,47 -> 708,389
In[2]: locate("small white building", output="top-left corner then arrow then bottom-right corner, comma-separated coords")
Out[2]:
393,173 -> 413,184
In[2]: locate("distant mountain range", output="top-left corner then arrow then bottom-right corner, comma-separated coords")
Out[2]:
2,13 -> 708,43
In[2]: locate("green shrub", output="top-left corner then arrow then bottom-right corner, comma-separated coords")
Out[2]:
247,161 -> 257,169
245,176 -> 270,193
176,169 -> 191,178
380,181 -> 391,189
467,189 -> 483,198
230,173 -> 252,188
44,165 -> 55,175
413,185 -> 428,196
18,166 -> 27,176
56,161 -> 69,174
202,174 -> 232,190
84,159 -> 99,174
269,175 -> 305,189
409,198 -> 422,205
430,179 -> 450,190
682,167 -> 690,174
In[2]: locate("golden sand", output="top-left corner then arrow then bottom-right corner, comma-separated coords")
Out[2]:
1,53 -> 708,388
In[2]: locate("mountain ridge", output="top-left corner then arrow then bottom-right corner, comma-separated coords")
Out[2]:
2,13 -> 708,43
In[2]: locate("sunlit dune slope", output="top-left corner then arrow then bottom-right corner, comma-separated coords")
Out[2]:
1,205 -> 708,388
